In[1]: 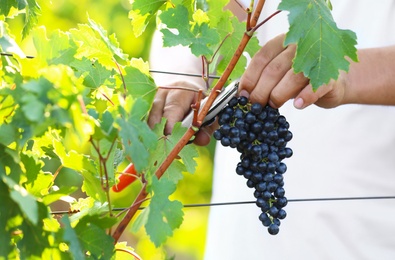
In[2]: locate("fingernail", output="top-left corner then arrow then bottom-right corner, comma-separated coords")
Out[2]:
239,89 -> 250,98
294,98 -> 304,109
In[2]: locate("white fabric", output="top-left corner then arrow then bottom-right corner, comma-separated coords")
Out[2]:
204,1 -> 395,260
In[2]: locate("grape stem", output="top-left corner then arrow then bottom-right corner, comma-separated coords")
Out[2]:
112,0 -> 271,242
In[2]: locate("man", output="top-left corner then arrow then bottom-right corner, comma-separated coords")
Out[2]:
149,1 -> 395,259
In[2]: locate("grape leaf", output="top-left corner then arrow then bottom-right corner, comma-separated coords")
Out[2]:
1,177 -> 51,258
70,23 -> 118,70
129,0 -> 166,37
3,175 -> 39,225
20,154 -> 42,185
148,120 -> 198,183
87,17 -> 128,61
279,0 -> 358,90
16,202 -> 50,259
32,27 -> 75,67
160,5 -> 220,56
73,215 -> 115,259
131,0 -> 166,15
0,179 -> 21,258
144,176 -> 184,247
0,124 -> 17,146
117,100 -> 157,172
131,120 -> 197,246
122,65 -> 157,107
0,0 -> 40,38
71,58 -> 115,89
22,0 -> 41,38
61,216 -> 86,260
41,186 -> 78,205
20,94 -> 45,122
207,0 -> 231,28
24,172 -> 51,199
0,21 -> 26,58
52,135 -> 107,202
0,144 -> 22,183
0,0 -> 17,16
215,16 -> 261,81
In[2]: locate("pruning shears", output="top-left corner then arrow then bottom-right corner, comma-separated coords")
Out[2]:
112,81 -> 239,192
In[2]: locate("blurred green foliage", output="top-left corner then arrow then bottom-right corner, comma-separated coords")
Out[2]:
6,0 -> 214,259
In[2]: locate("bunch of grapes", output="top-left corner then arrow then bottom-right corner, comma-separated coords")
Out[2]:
213,96 -> 293,235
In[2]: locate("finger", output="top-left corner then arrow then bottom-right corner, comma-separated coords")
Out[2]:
148,89 -> 168,129
293,83 -> 334,109
162,89 -> 196,134
249,44 -> 296,105
268,69 -> 309,108
193,121 -> 219,146
240,34 -> 287,95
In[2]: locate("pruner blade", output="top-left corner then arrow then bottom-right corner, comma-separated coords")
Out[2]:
181,80 -> 239,128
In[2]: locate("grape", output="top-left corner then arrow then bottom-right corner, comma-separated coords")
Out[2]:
213,96 -> 293,235
268,223 -> 280,235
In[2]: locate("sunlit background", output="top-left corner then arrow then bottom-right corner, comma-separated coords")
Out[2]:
7,1 -> 215,259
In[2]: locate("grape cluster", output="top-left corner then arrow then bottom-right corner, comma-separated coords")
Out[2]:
213,96 -> 293,235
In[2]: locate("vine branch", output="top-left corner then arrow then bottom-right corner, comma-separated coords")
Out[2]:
112,0 -> 268,242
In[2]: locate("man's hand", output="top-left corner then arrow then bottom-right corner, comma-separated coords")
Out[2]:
239,34 -> 347,109
148,81 -> 214,146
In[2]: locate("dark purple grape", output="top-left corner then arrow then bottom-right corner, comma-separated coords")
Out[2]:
214,96 -> 293,236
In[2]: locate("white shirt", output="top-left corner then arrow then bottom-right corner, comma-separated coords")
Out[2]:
204,1 -> 395,259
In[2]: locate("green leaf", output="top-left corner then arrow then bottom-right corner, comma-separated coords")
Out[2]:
68,198 -> 110,223
3,175 -> 39,225
173,124 -> 198,174
22,0 -> 41,38
71,58 -> 115,89
42,186 -> 78,205
61,216 -> 86,260
0,94 -> 15,125
0,0 -> 16,16
117,104 -> 157,172
52,136 -> 107,202
129,0 -> 166,37
215,16 -> 260,81
20,154 -> 42,185
122,65 -> 157,107
24,172 -> 52,198
145,177 -> 184,247
0,179 -> 21,258
17,202 -> 51,258
160,5 -> 220,56
70,19 -> 127,69
132,0 -> 167,15
0,21 -> 26,58
88,17 -> 128,61
74,216 -> 115,259
207,0 -> 231,28
63,203 -> 116,258
0,0 -> 40,38
0,177 -> 51,258
147,120 -> 198,183
0,124 -> 17,146
20,94 -> 45,122
32,27 -> 75,67
279,0 -> 358,90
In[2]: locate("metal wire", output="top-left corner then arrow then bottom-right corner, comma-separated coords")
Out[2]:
0,52 -> 220,79
50,196 -> 395,215
150,69 -> 220,79
3,52 -> 395,215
